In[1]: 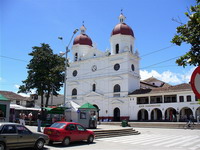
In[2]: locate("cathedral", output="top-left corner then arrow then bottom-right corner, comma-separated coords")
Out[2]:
66,13 -> 200,122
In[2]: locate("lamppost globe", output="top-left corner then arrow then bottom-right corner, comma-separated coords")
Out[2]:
73,29 -> 79,34
58,37 -> 63,40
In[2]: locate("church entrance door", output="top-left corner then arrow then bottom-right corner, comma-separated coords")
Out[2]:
113,107 -> 120,121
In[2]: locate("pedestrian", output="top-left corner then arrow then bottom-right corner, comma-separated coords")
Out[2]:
189,114 -> 195,125
12,113 -> 15,122
28,112 -> 33,125
172,114 -> 175,122
0,109 -> 4,121
61,115 -> 65,121
52,116 -> 56,123
197,115 -> 200,124
91,114 -> 97,128
37,111 -> 42,132
19,112 -> 26,125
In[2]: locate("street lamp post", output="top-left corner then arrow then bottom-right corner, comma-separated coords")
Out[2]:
59,29 -> 79,108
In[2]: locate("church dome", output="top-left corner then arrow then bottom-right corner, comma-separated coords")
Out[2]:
73,34 -> 92,47
111,23 -> 134,37
73,24 -> 93,47
111,13 -> 134,37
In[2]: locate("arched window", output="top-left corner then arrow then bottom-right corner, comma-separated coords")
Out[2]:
113,84 -> 120,97
130,45 -> 133,53
74,53 -> 78,61
92,84 -> 96,92
115,44 -> 119,54
72,88 -> 77,99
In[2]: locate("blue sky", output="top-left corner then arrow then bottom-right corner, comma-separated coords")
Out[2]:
0,0 -> 197,96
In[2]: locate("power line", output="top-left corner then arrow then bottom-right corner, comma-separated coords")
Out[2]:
1,45 -> 180,82
140,44 -> 176,58
140,56 -> 181,69
0,55 -> 28,63
0,44 -> 175,63
140,65 -> 178,69
65,44 -> 178,80
66,53 -> 180,81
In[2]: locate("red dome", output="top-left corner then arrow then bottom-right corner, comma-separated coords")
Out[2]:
73,34 -> 92,47
111,23 -> 134,37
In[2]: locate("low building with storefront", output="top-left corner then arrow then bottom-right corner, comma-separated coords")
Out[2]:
0,94 -> 10,122
0,91 -> 34,107
129,78 -> 200,121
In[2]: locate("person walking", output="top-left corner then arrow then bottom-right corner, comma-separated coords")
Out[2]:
28,112 -> 33,125
0,109 -> 4,121
197,115 -> 200,124
61,115 -> 66,121
189,114 -> 195,125
37,112 -> 42,132
19,112 -> 26,125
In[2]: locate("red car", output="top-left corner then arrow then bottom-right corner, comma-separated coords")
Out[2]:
44,121 -> 95,146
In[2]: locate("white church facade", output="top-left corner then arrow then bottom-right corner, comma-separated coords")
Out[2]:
66,13 -> 200,122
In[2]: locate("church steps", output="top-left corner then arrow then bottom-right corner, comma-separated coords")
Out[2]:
93,128 -> 140,139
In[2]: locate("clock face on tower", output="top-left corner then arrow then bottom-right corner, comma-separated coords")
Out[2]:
114,63 -> 120,71
91,65 -> 97,72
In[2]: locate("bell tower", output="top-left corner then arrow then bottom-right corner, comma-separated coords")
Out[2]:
72,23 -> 93,62
110,13 -> 135,55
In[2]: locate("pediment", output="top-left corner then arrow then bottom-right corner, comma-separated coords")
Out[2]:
111,99 -> 124,104
111,76 -> 123,81
85,91 -> 103,97
68,81 -> 79,86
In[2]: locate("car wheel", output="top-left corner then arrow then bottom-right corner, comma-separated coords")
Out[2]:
62,137 -> 70,146
34,139 -> 45,150
87,135 -> 94,143
0,142 -> 6,150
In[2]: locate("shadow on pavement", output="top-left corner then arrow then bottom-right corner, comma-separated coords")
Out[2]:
48,141 -> 96,148
12,148 -> 49,150
11,141 -> 96,149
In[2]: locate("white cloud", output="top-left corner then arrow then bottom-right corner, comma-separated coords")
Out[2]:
0,77 -> 4,82
14,84 -> 36,97
140,67 -> 195,85
18,93 -> 30,97
14,84 -> 20,89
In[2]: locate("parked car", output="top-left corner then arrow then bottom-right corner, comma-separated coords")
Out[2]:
0,122 -> 49,150
44,121 -> 95,146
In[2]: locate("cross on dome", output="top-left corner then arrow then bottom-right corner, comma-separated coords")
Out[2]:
111,12 -> 134,37
80,21 -> 86,34
119,10 -> 126,23
73,22 -> 93,47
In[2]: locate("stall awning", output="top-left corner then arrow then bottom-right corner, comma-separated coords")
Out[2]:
43,107 -> 68,114
10,104 -> 41,111
79,102 -> 97,109
0,94 -> 9,101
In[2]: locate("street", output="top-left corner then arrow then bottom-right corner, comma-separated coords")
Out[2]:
41,127 -> 200,150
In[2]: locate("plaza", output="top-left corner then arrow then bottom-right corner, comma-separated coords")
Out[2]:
26,124 -> 200,150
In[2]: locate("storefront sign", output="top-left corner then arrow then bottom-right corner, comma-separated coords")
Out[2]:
139,104 -> 161,108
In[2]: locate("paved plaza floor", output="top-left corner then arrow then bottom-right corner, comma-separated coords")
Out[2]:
25,125 -> 200,150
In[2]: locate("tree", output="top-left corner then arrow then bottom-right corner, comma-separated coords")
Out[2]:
171,0 -> 200,67
18,43 -> 65,109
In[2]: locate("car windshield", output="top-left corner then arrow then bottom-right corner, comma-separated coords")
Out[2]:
50,123 -> 66,129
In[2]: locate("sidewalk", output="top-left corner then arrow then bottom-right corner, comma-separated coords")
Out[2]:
26,124 -> 127,133
101,121 -> 200,129
26,121 -> 200,133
